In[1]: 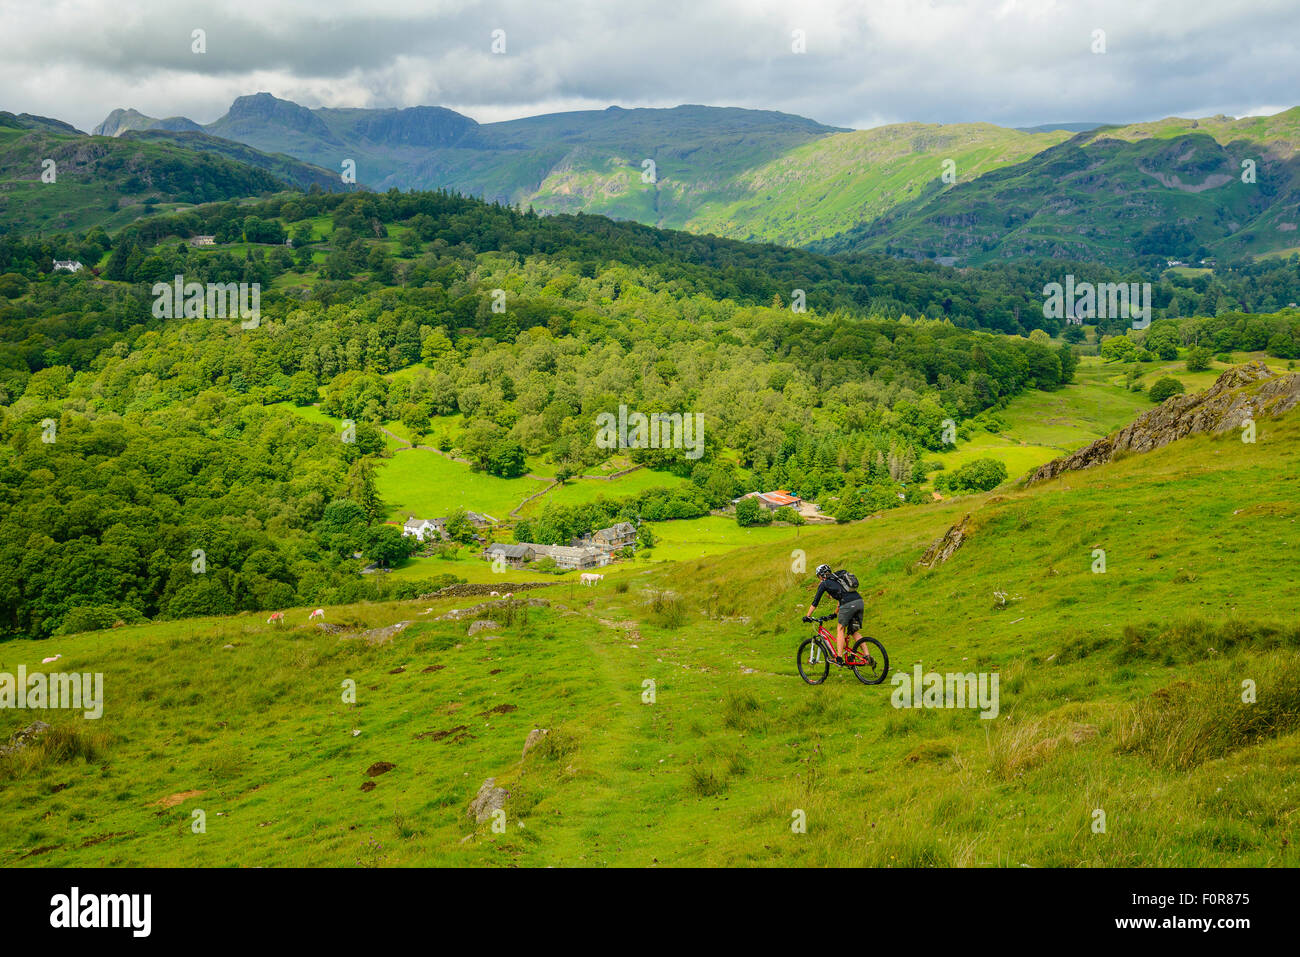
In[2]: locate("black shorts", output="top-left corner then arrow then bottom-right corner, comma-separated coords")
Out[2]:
837,597 -> 864,632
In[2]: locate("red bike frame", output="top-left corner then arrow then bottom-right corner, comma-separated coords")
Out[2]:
808,616 -> 871,665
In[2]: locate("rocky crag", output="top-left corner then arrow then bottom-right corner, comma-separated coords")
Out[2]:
1025,361 -> 1300,485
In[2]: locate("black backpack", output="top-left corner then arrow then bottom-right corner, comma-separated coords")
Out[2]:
834,569 -> 859,590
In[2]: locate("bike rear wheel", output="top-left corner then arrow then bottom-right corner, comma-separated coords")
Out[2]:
797,638 -> 830,685
851,637 -> 889,685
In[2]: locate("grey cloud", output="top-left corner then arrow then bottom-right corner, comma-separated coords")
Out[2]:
1,0 -> 1296,133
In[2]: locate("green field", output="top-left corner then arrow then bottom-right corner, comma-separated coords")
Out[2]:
643,515 -> 806,563
382,551 -> 557,585
383,514 -> 811,583
273,402 -> 699,523
517,469 -> 690,515
272,402 -> 404,452
276,402 -> 538,518
379,447 -> 547,522
1090,352 -> 1285,396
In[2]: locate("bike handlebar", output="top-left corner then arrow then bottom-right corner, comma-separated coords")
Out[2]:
803,614 -> 836,623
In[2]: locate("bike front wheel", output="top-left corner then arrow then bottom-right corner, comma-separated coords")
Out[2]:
797,638 -> 830,685
851,637 -> 889,685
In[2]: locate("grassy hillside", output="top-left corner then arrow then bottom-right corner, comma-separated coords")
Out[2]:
4,369 -> 1297,866
928,351 -> 1288,478
0,124 -> 294,233
479,105 -> 851,228
819,108 -> 1300,264
120,129 -> 347,193
685,123 -> 1070,247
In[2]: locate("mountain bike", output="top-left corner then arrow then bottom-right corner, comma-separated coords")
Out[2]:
796,614 -> 889,686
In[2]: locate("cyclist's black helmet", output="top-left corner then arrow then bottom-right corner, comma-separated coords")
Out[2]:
815,563 -> 832,578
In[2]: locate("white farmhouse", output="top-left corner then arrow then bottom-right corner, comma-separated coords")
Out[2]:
402,516 -> 445,542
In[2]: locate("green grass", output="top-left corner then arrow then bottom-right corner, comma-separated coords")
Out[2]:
378,448 -> 547,522
1093,351 -> 1284,397
378,419 -> 415,444
384,552 -> 558,585
518,469 -> 689,515
271,403 -> 543,518
642,515 -> 806,564
687,122 -> 1070,246
271,402 -> 403,452
5,405 -> 1298,866
815,107 -> 1300,263
274,401 -> 695,521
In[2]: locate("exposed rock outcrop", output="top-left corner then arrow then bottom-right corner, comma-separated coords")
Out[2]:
1025,362 -> 1300,486
0,720 -> 51,758
468,778 -> 509,822
522,728 -> 549,758
417,581 -> 555,600
436,598 -> 549,621
916,514 -> 971,569
359,621 -> 411,645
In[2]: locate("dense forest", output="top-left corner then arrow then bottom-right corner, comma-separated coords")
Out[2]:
1,188 -> 1298,639
5,188 -> 1300,338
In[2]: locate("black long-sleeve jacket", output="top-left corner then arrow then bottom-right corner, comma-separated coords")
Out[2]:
811,575 -> 861,608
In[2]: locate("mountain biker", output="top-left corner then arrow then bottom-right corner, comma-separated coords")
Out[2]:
804,563 -> 864,665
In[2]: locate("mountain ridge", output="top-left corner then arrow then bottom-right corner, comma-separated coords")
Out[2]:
53,94 -> 1300,264
0,115 -> 354,232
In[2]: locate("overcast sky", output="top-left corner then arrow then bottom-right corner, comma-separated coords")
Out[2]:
2,0 -> 1297,133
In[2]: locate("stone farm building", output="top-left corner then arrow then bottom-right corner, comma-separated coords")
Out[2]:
483,543 -> 534,568
592,522 -> 636,548
484,542 -> 608,570
530,544 -> 609,570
